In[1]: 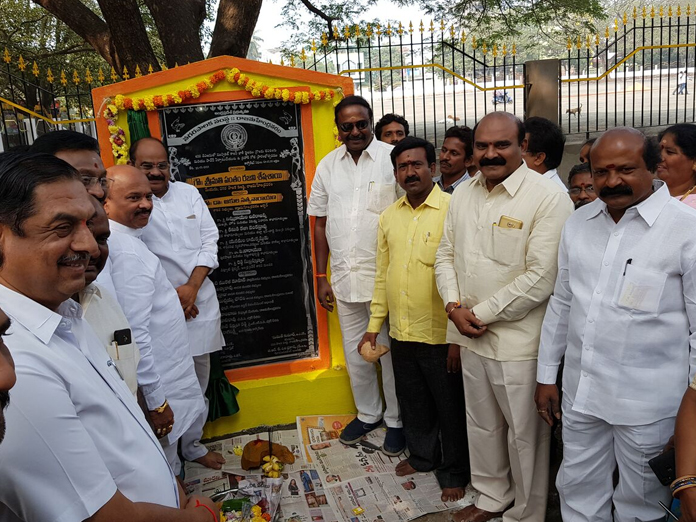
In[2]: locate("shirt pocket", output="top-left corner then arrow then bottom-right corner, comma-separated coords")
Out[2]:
490,226 -> 525,266
612,263 -> 666,315
367,183 -> 395,214
182,216 -> 201,249
416,231 -> 443,267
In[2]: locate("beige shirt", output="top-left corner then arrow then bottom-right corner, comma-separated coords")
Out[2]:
435,162 -> 573,361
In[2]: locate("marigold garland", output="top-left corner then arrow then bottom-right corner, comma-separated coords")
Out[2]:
104,67 -> 340,163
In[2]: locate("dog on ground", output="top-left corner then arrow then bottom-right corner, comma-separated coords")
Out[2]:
566,103 -> 583,116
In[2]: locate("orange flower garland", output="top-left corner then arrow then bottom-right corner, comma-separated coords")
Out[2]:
105,67 -> 340,163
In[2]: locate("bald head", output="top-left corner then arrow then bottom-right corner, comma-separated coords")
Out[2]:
104,165 -> 153,229
472,112 -> 527,187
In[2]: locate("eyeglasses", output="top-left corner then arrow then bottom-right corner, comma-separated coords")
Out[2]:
138,162 -> 170,172
569,185 -> 595,195
81,176 -> 109,189
338,120 -> 370,133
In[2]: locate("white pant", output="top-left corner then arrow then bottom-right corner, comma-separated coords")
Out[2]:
180,353 -> 211,462
557,395 -> 674,522
336,299 -> 401,428
461,349 -> 549,522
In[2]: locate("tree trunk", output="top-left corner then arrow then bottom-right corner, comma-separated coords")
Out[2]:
208,0 -> 262,58
144,0 -> 206,68
30,0 -> 119,68
97,0 -> 160,74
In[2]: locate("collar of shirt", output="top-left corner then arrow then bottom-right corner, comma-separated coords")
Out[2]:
153,182 -> 174,202
109,219 -> 143,238
472,161 -> 529,197
435,172 -> 470,193
543,169 -> 558,180
78,283 -> 103,315
397,183 -> 444,210
339,136 -> 385,163
585,179 -> 670,227
0,285 -> 80,345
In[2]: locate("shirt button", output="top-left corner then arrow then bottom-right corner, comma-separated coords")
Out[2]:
413,217 -> 418,221
588,318 -> 594,323
477,226 -> 482,230
614,232 -> 619,237
584,345 -> 590,350
401,290 -> 406,295
355,187 -> 359,191
582,371 -> 588,377
595,289 -> 601,294
352,227 -> 357,231
403,264 -> 407,268
603,261 -> 609,266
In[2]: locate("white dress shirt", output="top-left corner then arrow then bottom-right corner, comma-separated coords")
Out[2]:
99,220 -> 205,442
0,286 -> 178,522
79,282 -> 140,395
307,138 -> 399,303
140,181 -> 224,356
435,163 -> 573,360
537,181 -> 696,425
543,168 -> 566,189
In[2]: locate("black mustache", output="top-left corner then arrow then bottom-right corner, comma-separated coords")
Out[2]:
600,185 -> 633,198
147,175 -> 166,181
0,390 -> 9,411
479,157 -> 506,167
135,209 -> 151,216
405,175 -> 420,184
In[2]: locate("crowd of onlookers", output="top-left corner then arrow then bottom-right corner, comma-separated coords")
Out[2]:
1,95 -> 696,521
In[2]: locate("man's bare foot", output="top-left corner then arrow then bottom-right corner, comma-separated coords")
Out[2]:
194,450 -> 226,470
441,486 -> 465,502
395,460 -> 417,476
451,505 -> 504,522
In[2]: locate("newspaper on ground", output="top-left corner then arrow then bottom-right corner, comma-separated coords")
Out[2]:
297,415 -> 386,463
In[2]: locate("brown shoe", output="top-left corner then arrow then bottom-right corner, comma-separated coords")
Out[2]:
451,505 -> 504,522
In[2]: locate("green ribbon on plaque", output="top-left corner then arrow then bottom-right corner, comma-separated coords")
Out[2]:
127,109 -> 151,143
205,352 -> 240,422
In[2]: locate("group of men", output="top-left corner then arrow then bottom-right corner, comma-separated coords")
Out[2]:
0,131 -> 227,520
311,96 -> 696,522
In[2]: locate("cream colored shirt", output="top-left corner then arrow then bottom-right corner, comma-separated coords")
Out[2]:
368,185 -> 451,344
435,162 -> 573,361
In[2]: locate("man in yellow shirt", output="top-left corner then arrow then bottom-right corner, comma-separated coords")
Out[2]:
360,136 -> 469,502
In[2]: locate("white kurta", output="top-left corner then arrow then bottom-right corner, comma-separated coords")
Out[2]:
0,286 -> 179,522
99,220 -> 206,444
542,168 -> 567,189
140,181 -> 224,356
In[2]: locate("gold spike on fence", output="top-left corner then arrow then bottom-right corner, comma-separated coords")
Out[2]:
72,69 -> 80,85
18,55 -> 26,72
3,48 -> 10,64
60,70 -> 67,86
46,67 -> 54,84
122,66 -> 130,80
98,68 -> 105,83
32,61 -> 39,77
85,68 -> 93,84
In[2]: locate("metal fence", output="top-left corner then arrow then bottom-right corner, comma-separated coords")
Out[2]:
2,6 -> 696,151
300,22 -> 524,146
560,6 -> 696,136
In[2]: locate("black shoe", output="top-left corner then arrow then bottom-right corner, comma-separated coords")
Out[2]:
339,418 -> 383,445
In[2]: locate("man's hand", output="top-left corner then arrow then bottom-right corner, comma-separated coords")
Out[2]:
534,383 -> 561,427
317,278 -> 335,312
183,494 -> 219,521
448,305 -> 487,338
358,332 -> 378,354
679,487 -> 696,521
446,344 -> 461,373
148,403 -> 175,439
176,284 -> 199,319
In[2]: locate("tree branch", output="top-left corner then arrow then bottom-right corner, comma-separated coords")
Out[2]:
298,0 -> 339,38
209,0 -> 262,58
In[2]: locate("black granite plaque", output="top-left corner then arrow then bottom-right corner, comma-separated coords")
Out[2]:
160,99 -> 318,369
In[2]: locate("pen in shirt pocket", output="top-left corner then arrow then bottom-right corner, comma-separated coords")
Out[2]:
623,258 -> 633,276
368,181 -> 375,192
424,232 -> 431,243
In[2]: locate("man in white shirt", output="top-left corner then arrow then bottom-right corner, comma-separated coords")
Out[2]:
522,116 -> 567,189
132,137 -> 226,470
76,200 -> 140,395
435,126 -> 475,194
101,164 -> 207,475
0,152 -> 216,521
535,127 -> 696,522
0,307 -> 14,445
307,95 -> 403,455
435,112 -> 573,522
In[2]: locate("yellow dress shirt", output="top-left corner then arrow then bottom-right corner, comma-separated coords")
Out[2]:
368,184 -> 451,344
434,162 -> 573,361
